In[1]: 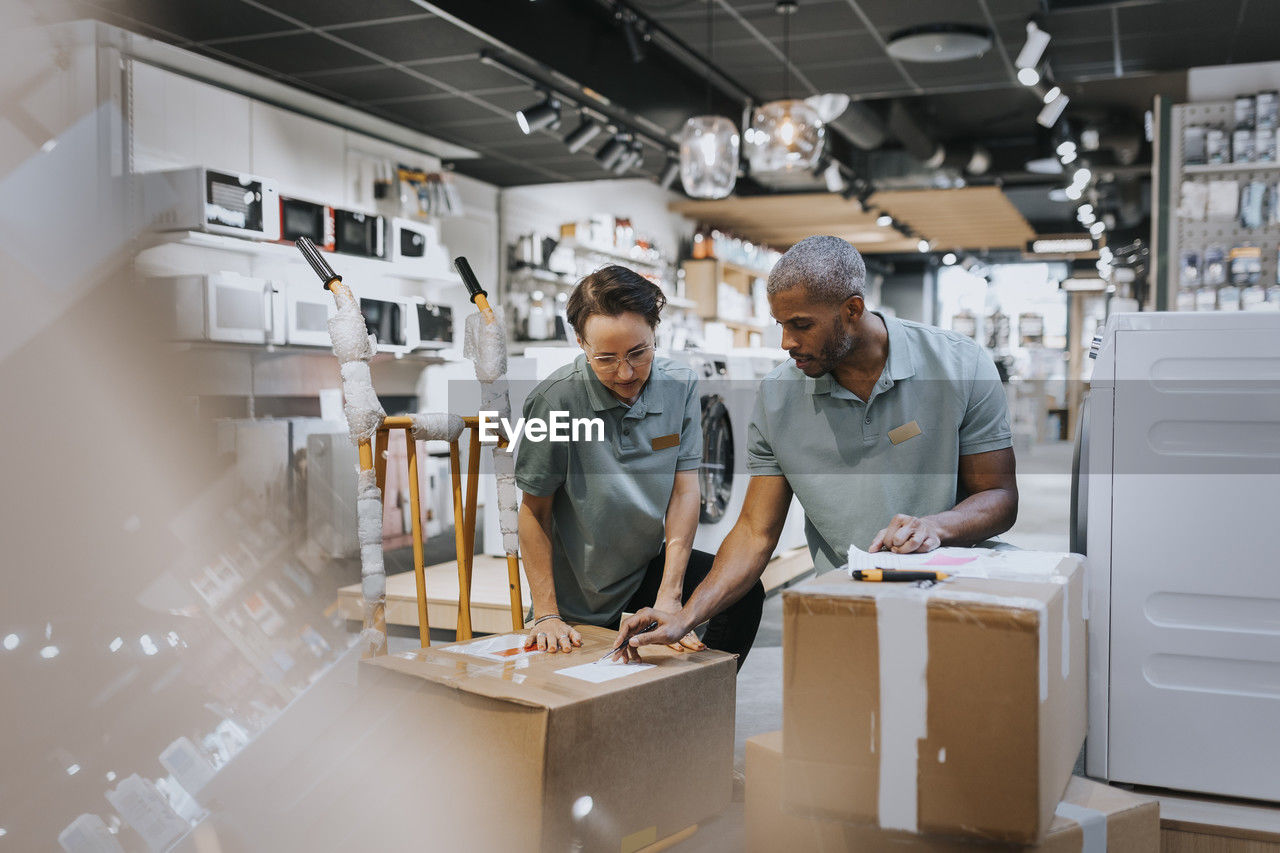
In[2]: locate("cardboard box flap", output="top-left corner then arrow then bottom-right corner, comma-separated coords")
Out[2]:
364,625 -> 731,710
787,571 -> 1067,613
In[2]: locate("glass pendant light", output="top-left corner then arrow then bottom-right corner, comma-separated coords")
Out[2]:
746,1 -> 825,174
677,0 -> 739,198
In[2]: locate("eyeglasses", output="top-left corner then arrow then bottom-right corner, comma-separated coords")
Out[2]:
584,343 -> 656,373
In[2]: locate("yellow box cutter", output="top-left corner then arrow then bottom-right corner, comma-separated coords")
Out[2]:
852,569 -> 951,582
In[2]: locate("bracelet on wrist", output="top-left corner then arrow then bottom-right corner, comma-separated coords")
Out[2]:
532,613 -> 562,627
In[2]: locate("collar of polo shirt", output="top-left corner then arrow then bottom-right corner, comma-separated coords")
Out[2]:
807,311 -> 917,398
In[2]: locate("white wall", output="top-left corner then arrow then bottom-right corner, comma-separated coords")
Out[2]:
1189,61 -> 1280,102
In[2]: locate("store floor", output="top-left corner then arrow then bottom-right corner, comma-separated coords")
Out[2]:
371,438 -> 1075,850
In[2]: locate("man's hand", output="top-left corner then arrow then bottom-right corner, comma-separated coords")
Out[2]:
655,596 -> 706,653
525,616 -> 582,653
610,606 -> 689,662
869,514 -> 942,554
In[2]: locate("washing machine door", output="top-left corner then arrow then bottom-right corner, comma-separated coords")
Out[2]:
698,394 -> 734,523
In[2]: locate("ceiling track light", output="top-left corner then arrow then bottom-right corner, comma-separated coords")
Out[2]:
1042,86 -> 1062,104
1017,66 -> 1040,87
516,94 -> 561,135
659,158 -> 680,190
1037,91 -> 1070,128
595,134 -> 630,171
616,7 -> 649,64
1015,20 -> 1051,70
613,141 -> 645,175
564,116 -> 602,153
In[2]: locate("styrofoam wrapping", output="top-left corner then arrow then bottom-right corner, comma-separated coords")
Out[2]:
410,412 -> 466,443
355,468 -> 386,624
327,301 -> 376,363
464,306 -> 508,382
340,361 -> 386,445
491,446 -> 520,555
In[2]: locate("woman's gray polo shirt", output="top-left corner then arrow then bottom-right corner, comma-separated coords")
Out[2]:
515,355 -> 702,625
747,314 -> 1012,573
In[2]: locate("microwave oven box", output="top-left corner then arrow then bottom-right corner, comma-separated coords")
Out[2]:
748,731 -> 1158,852
783,553 -> 1086,844
355,625 -> 735,850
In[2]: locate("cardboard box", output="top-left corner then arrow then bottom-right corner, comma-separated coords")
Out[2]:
747,731 -> 1159,852
783,552 -> 1086,844
359,625 -> 736,851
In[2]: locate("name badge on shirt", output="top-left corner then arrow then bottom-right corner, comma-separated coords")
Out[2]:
651,433 -> 680,450
888,420 -> 923,445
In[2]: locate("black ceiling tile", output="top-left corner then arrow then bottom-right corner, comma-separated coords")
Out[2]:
803,60 -> 913,96
859,0 -> 987,34
246,0 -> 426,28
717,30 -> 882,67
388,96 -> 506,126
419,118 -> 514,146
1116,0 -> 1243,37
211,31 -> 373,75
661,15 -> 756,49
372,84 -> 523,106
982,0 -> 1041,19
291,65 -> 443,102
404,57 -> 519,91
86,0 -> 300,42
1038,8 -> 1109,45
1118,31 -> 1235,73
332,15 -> 487,63
735,1 -> 863,40
1049,39 -> 1115,78
899,50 -> 1010,89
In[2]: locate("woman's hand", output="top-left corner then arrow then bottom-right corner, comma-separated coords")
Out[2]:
525,616 -> 582,653
655,596 -> 706,653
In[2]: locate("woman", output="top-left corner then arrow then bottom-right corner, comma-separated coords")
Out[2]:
514,264 -> 763,668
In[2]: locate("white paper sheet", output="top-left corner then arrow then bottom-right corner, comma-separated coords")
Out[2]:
555,660 -> 655,684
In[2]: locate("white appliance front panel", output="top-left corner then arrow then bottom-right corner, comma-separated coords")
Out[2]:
1107,325 -> 1280,800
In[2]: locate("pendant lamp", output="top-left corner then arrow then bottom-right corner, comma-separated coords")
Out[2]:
677,0 -> 739,198
745,1 -> 825,174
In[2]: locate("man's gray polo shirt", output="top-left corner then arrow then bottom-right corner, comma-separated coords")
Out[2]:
515,355 -> 702,625
747,313 -> 1012,573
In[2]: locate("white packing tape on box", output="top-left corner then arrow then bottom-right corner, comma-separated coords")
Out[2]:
875,590 -> 929,833
1054,801 -> 1108,853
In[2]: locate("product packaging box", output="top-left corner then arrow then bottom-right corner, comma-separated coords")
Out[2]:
782,552 -> 1086,844
748,731 -> 1159,852
347,626 -> 734,850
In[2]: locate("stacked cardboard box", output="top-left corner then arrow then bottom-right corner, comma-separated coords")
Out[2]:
352,625 -> 736,851
776,551 -> 1109,846
748,731 -> 1161,852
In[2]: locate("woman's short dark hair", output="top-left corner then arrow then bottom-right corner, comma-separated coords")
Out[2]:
565,264 -> 666,336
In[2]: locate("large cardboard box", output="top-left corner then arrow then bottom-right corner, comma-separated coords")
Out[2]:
783,553 -> 1086,844
747,731 -> 1159,852
357,625 -> 736,851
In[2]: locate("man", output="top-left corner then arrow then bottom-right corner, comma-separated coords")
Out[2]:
612,235 -> 1017,659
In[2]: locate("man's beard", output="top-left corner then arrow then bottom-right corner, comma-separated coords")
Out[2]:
813,317 -> 854,375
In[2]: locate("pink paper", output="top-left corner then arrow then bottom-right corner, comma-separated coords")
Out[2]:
924,554 -> 977,567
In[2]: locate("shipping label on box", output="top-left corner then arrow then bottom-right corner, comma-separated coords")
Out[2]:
782,552 -> 1086,844
749,731 -> 1159,852
362,625 -> 735,851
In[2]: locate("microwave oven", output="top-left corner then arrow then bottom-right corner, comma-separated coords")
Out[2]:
334,209 -> 386,259
280,197 -> 334,250
285,283 -> 336,348
390,218 -> 438,264
153,271 -> 286,345
141,167 -> 281,241
409,299 -> 453,349
360,297 -> 409,351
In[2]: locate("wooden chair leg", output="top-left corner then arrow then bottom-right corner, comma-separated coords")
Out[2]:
449,440 -> 473,641
373,429 -> 390,492
357,437 -> 387,658
459,428 -> 481,639
405,431 -> 429,648
506,554 -> 524,632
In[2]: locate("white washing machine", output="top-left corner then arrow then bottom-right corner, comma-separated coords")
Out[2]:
667,349 -> 807,556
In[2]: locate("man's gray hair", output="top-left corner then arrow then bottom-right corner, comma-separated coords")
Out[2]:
767,235 -> 866,304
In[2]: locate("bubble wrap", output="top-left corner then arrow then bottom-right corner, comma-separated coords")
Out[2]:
410,412 -> 466,443
355,468 -> 385,616
464,305 -> 508,382
328,301 -> 376,364
480,379 -> 512,429
340,361 -> 386,445
491,446 -> 520,555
